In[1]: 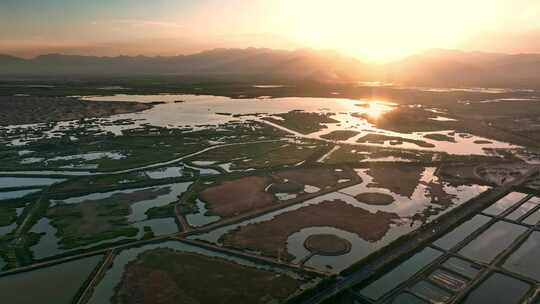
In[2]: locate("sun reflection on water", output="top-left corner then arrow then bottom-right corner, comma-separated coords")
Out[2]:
357,100 -> 395,119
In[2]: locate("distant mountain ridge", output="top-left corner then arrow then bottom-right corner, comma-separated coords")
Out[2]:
2,48 -> 540,87
0,48 -> 373,82
385,49 -> 540,88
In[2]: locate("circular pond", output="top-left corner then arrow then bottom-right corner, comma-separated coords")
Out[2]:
304,234 -> 352,256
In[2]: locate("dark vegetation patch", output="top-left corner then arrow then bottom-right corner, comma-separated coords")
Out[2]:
0,131 -> 205,172
187,140 -> 327,170
304,234 -> 352,256
50,169 -> 195,195
273,167 -> 353,190
1,121 -> 288,172
320,130 -> 360,141
366,165 -> 424,198
442,101 -> 540,147
183,166 -> 354,221
355,193 -> 395,205
437,164 -> 480,184
263,111 -> 339,134
221,200 -> 398,261
423,133 -> 456,142
323,145 -> 436,164
474,140 -> 493,144
145,204 -> 176,220
267,181 -> 304,193
46,187 -> 174,248
199,176 -> 274,218
113,248 -> 301,304
357,134 -> 436,148
421,180 -> 457,207
0,96 -> 151,126
0,200 -> 26,227
50,172 -> 149,194
354,107 -> 452,133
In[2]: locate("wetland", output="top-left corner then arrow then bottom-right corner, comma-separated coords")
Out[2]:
1,81 -> 539,304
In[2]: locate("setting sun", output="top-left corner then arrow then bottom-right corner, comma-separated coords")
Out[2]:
362,101 -> 395,119
271,0 -> 539,62
3,0 -> 540,62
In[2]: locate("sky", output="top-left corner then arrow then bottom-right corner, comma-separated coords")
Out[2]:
2,0 -> 540,62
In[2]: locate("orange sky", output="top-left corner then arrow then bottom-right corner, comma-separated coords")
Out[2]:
2,0 -> 540,62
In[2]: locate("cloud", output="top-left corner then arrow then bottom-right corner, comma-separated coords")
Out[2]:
112,19 -> 183,29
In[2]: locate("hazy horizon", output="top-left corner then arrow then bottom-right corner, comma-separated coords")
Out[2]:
3,0 -> 540,63
4,46 -> 540,62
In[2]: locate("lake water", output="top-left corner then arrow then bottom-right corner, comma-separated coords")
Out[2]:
340,168 -> 488,220
185,199 -> 221,227
458,221 -> 527,264
503,231 -> 540,281
358,247 -> 443,301
29,217 -> 65,259
505,201 -> 538,221
433,215 -> 491,250
409,280 -> 452,303
0,189 -> 41,201
0,254 -> 103,304
144,166 -> 187,179
0,177 -> 65,189
441,257 -> 481,279
388,292 -> 428,303
482,192 -> 529,216
3,94 -> 517,156
522,208 -> 540,225
462,272 -> 530,304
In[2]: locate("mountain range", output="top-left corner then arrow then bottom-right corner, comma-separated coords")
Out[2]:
2,48 -> 540,88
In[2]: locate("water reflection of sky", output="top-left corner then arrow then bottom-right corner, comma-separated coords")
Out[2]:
83,94 -> 518,155
30,183 -> 191,260
192,167 -> 487,272
340,168 -> 489,220
2,94 -> 519,156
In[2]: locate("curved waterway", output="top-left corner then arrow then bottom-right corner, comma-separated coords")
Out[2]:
191,191 -> 413,272
339,168 -> 489,219
191,167 -> 488,272
0,140 -> 280,177
185,199 -> 221,227
287,226 -> 379,272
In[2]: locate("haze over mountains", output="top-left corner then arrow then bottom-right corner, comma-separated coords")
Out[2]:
2,48 -> 540,88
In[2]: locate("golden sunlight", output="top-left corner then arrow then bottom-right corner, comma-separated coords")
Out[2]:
358,101 -> 395,119
271,0 -> 523,62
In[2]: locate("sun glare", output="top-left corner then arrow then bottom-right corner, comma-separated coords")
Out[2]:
271,0 -> 513,62
360,101 -> 395,119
